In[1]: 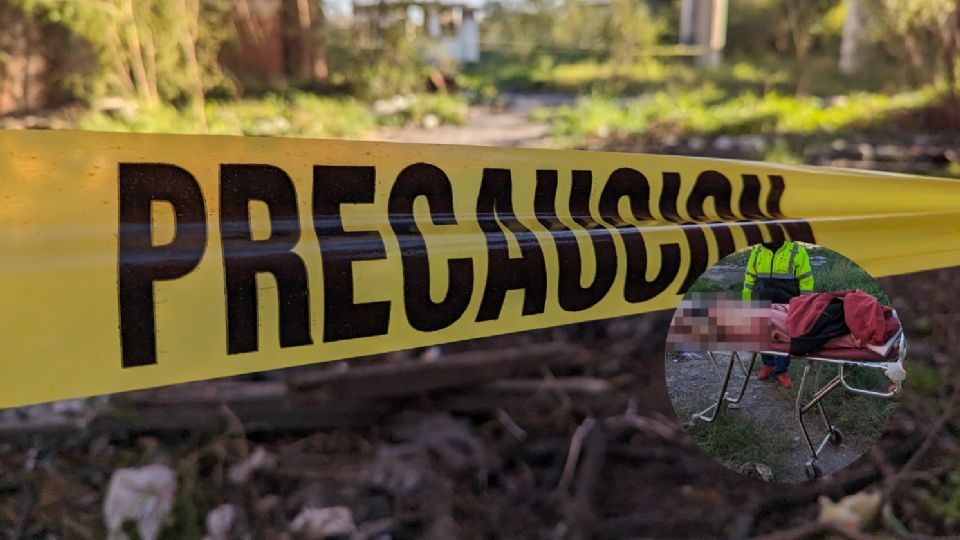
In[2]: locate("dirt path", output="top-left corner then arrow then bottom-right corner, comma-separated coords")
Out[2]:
665,350 -> 872,483
373,93 -> 572,147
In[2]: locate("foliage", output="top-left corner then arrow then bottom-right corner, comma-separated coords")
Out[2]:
867,0 -> 960,91
479,0 -> 671,61
533,87 -> 936,141
790,361 -> 896,442
687,278 -> 727,294
77,93 -> 379,138
74,91 -> 467,137
375,94 -> 468,127
923,468 -> 960,531
807,247 -> 892,305
11,0 -> 235,107
324,6 -> 434,99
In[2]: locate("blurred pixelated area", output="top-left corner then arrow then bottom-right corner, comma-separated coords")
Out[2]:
667,292 -> 772,353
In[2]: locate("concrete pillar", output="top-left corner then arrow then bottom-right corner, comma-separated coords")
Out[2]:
680,0 -> 728,69
461,9 -> 479,62
427,6 -> 441,38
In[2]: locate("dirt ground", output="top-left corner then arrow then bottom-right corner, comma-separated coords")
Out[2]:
372,94 -> 569,148
665,349 -> 886,483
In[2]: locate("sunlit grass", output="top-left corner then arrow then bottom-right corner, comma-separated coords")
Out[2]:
76,91 -> 468,138
533,87 -> 938,142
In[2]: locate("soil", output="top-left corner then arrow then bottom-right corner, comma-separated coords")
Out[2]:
372,94 -> 571,148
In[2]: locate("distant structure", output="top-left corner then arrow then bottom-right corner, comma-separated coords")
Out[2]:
680,0 -> 728,68
352,0 -> 481,63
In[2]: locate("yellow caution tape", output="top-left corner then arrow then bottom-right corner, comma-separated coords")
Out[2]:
1,130 -> 958,408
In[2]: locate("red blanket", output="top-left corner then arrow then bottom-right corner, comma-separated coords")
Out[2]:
787,290 -> 898,346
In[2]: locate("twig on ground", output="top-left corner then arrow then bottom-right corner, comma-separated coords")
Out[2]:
566,423 -> 608,540
495,408 -> 527,441
557,416 -> 596,493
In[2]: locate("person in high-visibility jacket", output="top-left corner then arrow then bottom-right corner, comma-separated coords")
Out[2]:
742,240 -> 814,388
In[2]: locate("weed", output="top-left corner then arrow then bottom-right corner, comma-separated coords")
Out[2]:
789,361 -> 896,443
687,278 -> 727,294
808,248 -> 891,305
687,411 -> 790,480
76,91 -> 467,138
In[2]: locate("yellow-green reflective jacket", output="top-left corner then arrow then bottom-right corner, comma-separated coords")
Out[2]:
742,241 -> 814,301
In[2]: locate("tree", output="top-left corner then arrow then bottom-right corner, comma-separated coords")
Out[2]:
871,0 -> 960,95
12,0 -> 234,125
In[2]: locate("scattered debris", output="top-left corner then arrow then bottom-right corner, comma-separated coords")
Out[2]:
103,464 -> 177,540
204,504 -> 239,540
228,447 -> 277,485
289,506 -> 356,539
818,490 -> 882,531
737,462 -> 775,482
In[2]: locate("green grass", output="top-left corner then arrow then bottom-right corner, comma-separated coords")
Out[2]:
790,361 -> 897,443
686,278 -> 727,294
533,88 -> 936,143
76,91 -> 468,138
808,247 -> 891,305
463,53 -> 912,98
375,93 -> 469,127
921,467 -> 960,532
687,411 -> 790,480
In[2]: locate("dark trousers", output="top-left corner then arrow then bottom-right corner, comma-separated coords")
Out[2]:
762,353 -> 790,374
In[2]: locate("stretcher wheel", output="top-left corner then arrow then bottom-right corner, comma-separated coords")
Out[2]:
829,426 -> 843,444
804,461 -> 821,480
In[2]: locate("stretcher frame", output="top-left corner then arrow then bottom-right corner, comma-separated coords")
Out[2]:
690,312 -> 906,480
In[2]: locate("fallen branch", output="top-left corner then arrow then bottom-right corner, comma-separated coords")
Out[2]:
289,343 -> 588,400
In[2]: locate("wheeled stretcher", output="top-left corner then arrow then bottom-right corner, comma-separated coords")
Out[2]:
691,311 -> 906,479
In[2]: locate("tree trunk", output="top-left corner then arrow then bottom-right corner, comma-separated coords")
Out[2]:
294,0 -> 313,81
177,0 -> 207,131
938,5 -> 959,99
121,0 -> 157,105
310,0 -> 328,81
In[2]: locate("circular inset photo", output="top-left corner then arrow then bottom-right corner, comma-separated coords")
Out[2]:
665,242 -> 905,483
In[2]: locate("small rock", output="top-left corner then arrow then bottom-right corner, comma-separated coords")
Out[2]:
714,135 -> 735,152
250,117 -> 291,136
104,464 -> 177,540
204,504 -> 238,540
228,446 -> 277,485
737,461 -> 773,481
738,135 -> 767,153
373,95 -> 408,116
818,490 -> 882,530
421,113 -> 440,129
288,506 -> 355,539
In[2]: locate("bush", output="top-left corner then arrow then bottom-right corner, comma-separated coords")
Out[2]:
534,87 -> 937,142
808,248 -> 891,305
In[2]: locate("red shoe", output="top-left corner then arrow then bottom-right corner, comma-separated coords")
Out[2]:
777,372 -> 793,389
757,366 -> 775,380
